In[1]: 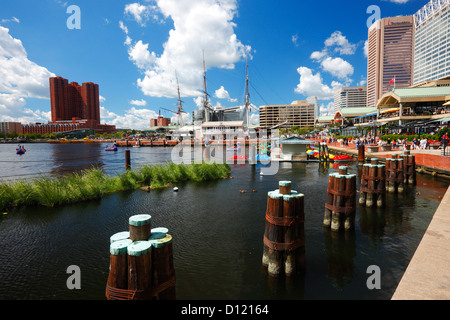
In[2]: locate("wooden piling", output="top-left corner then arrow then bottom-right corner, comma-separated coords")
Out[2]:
323,166 -> 357,232
262,181 -> 305,277
149,234 -> 176,300
359,159 -> 386,207
106,218 -> 176,300
401,150 -> 416,185
358,144 -> 365,163
386,154 -> 404,193
125,149 -> 131,170
129,214 -> 152,242
127,241 -> 153,299
107,239 -> 133,293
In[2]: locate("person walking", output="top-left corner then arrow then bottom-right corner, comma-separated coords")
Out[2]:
442,132 -> 448,154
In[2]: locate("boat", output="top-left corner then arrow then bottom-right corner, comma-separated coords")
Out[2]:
105,144 -> 118,152
16,146 -> 26,155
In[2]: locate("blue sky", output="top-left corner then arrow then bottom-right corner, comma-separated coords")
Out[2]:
0,0 -> 430,129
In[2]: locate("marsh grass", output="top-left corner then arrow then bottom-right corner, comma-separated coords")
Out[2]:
0,162 -> 230,212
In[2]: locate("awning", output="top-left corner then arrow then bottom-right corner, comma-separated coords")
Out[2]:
381,108 -> 400,114
354,112 -> 377,119
443,101 -> 450,106
432,117 -> 450,123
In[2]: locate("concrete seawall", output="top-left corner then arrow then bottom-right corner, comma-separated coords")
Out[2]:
391,186 -> 450,300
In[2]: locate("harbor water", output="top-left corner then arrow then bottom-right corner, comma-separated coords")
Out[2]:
0,143 -> 448,300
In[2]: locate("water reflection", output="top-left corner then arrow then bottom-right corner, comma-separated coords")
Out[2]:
50,143 -> 106,176
323,229 -> 356,290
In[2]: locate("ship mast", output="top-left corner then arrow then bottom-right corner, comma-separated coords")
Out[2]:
175,71 -> 184,127
202,51 -> 212,123
244,56 -> 250,128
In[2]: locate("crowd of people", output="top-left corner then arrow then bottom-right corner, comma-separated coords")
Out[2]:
319,130 -> 449,153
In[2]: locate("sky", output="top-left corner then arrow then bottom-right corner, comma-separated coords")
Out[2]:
0,0 -> 431,130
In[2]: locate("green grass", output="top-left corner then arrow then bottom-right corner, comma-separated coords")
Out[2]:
0,162 -> 231,212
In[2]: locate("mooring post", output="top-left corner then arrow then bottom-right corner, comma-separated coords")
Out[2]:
149,234 -> 176,300
107,239 -> 133,295
125,149 -> 131,170
263,181 -> 305,277
129,214 -> 152,242
359,158 -> 386,208
127,241 -> 153,299
323,166 -> 357,232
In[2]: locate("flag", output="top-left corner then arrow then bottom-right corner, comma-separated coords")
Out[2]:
388,77 -> 395,85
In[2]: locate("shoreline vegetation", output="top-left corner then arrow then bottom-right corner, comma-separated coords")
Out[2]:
0,162 -> 231,212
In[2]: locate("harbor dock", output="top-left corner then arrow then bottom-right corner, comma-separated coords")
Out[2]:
391,186 -> 450,300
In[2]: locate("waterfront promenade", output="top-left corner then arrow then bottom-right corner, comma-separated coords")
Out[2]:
325,142 -> 450,177
391,185 -> 450,300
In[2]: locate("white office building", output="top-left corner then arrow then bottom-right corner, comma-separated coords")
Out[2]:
334,86 -> 367,113
414,0 -> 450,85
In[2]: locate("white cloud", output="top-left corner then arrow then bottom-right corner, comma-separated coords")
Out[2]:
103,106 -> 159,130
1,17 -> 20,24
363,40 -> 368,58
320,102 -> 335,116
121,0 -> 250,99
320,57 -> 354,80
130,99 -> 147,106
294,67 -> 343,100
214,85 -> 237,102
0,26 -> 55,123
324,31 -> 357,55
292,34 -> 299,47
124,3 -> 151,26
128,40 -> 157,70
310,49 -> 327,61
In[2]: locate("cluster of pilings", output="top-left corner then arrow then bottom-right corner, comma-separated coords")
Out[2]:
401,150 -> 416,185
386,154 -> 405,193
106,214 -> 176,300
323,167 -> 357,232
359,159 -> 386,208
262,181 -> 305,277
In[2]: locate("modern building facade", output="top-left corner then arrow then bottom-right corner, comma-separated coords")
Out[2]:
259,100 -> 315,130
334,86 -> 367,113
367,15 -> 415,107
49,77 -> 100,124
414,0 -> 450,85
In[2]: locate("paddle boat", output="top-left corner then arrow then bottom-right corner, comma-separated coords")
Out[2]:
105,144 -> 118,152
16,145 -> 26,155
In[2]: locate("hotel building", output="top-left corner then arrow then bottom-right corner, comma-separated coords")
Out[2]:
49,77 -> 100,123
414,0 -> 450,85
367,15 -> 415,107
259,100 -> 315,130
334,86 -> 367,113
23,77 -> 115,135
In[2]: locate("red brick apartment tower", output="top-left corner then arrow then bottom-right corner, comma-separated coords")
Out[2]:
69,82 -> 82,119
49,77 -> 69,122
50,77 -> 100,123
81,82 -> 100,123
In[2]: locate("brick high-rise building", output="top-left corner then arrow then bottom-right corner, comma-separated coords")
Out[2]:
49,77 -> 100,123
367,16 -> 415,107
